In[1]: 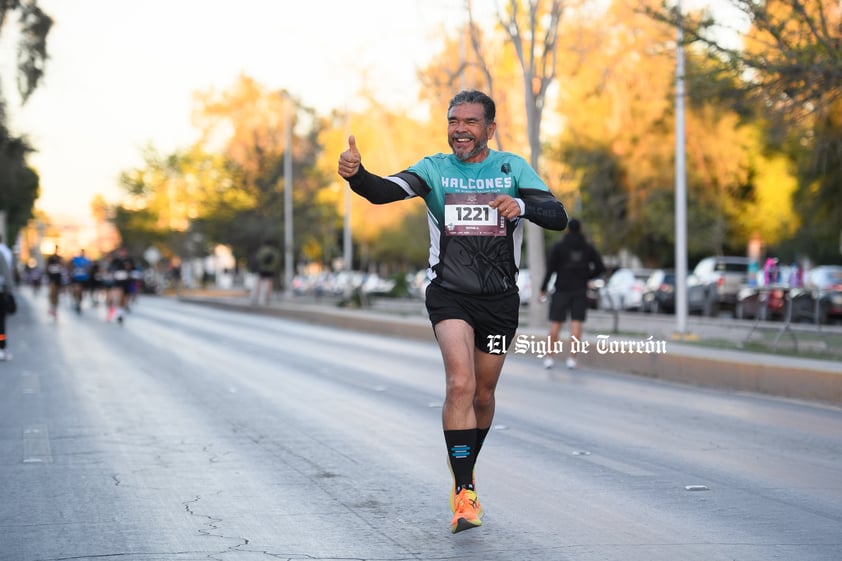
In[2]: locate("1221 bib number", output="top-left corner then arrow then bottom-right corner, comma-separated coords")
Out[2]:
444,193 -> 506,236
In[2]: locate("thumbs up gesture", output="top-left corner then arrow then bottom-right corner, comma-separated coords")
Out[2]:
338,135 -> 361,179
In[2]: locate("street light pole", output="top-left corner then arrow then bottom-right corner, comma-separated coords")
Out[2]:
343,108 -> 353,272
284,92 -> 294,300
674,0 -> 689,336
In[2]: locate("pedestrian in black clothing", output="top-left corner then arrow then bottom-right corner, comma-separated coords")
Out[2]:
539,218 -> 605,369
45,247 -> 64,320
252,243 -> 280,306
0,248 -> 14,361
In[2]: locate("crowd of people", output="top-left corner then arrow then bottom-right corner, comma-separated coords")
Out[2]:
19,245 -> 141,324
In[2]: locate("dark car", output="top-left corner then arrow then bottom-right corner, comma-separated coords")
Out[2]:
642,269 -> 675,314
642,269 -> 717,315
687,256 -> 750,316
736,285 -> 789,320
790,265 -> 842,324
735,265 -> 806,321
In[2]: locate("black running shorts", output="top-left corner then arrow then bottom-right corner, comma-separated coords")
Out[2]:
425,282 -> 520,353
549,290 -> 588,322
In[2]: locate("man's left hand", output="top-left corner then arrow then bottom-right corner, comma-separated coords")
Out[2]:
489,195 -> 521,219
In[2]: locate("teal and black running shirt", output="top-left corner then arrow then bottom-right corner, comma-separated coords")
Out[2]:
348,150 -> 568,296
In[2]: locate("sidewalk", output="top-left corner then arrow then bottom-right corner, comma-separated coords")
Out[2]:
176,289 -> 842,407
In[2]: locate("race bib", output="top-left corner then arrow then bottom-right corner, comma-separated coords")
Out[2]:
444,193 -> 506,237
113,271 -> 129,281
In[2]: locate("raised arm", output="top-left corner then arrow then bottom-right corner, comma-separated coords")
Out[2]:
338,135 -> 417,205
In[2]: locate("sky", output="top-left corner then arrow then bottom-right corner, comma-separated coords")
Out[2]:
0,0 -> 488,227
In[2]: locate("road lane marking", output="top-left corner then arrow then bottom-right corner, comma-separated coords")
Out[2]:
506,428 -> 655,476
21,371 -> 40,395
576,453 -> 655,477
23,424 -> 53,463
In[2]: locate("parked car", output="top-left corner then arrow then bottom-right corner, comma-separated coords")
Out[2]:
735,285 -> 790,320
540,270 -> 604,309
361,273 -> 396,295
687,256 -> 750,316
587,278 -> 604,309
641,269 -> 675,314
734,265 -> 804,320
599,268 -> 651,311
790,265 -> 842,324
641,269 -> 714,315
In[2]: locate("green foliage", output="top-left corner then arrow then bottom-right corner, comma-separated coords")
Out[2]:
0,128 -> 38,241
789,118 -> 842,264
559,144 -> 629,255
364,200 -> 429,269
14,0 -> 52,103
102,1 -> 841,272
648,0 -> 841,263
109,206 -> 167,259
0,0 -> 51,243
112,80 -> 344,277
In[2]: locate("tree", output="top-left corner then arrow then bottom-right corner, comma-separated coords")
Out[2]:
115,75 -> 345,279
553,0 -> 677,261
456,0 -> 566,325
0,0 -> 51,108
0,0 -> 51,243
650,0 -> 842,263
500,0 -> 564,325
650,0 -> 841,120
789,97 -> 842,263
365,202 -> 429,270
192,76 -> 301,273
0,131 -> 38,241
114,145 -> 224,261
316,94 -> 439,271
548,0 -> 803,266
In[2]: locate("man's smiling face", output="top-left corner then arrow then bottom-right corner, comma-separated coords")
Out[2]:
447,102 -> 495,163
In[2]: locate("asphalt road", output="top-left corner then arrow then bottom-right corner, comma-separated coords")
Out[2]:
1,291 -> 841,561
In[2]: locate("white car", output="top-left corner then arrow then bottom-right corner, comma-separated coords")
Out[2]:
599,268 -> 652,311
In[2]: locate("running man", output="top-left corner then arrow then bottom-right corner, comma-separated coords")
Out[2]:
107,246 -> 135,324
338,90 -> 568,533
69,249 -> 93,313
45,247 -> 64,319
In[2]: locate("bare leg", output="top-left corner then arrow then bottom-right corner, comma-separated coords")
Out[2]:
473,347 -> 506,429
545,320 -> 563,367
435,318 -> 506,521
435,319 -> 479,430
570,319 -> 583,357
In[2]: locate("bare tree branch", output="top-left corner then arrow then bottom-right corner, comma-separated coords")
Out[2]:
645,0 -> 841,119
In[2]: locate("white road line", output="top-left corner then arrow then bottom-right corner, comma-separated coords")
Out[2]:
21,370 -> 40,395
22,424 -> 53,464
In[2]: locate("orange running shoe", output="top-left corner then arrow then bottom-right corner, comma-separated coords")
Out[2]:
449,471 -> 480,515
451,488 -> 482,533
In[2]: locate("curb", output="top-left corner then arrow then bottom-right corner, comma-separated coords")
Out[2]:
179,294 -> 842,407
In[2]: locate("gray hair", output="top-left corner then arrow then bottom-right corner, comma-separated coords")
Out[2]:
448,90 -> 496,124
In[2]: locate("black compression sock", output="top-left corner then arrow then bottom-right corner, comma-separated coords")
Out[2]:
445,428 -> 477,493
